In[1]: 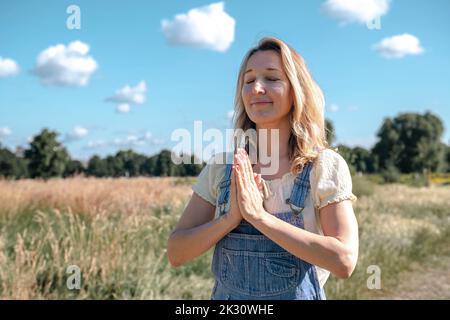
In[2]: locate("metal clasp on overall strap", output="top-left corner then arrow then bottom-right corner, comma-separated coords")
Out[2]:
286,198 -> 304,216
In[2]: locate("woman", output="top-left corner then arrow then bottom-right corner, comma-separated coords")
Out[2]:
167,37 -> 359,300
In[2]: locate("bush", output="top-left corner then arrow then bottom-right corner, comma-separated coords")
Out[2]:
399,174 -> 429,188
380,165 -> 401,183
364,174 -> 384,185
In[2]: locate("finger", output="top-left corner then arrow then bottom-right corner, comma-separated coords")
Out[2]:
235,153 -> 248,189
252,173 -> 261,192
241,149 -> 255,185
235,164 -> 244,194
256,174 -> 263,191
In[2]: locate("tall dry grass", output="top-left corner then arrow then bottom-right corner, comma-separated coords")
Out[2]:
0,177 -> 191,217
0,176 -> 449,299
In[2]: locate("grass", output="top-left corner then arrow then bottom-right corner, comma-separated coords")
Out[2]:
0,177 -> 449,299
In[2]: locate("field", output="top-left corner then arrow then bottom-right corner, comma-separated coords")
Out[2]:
0,176 -> 449,299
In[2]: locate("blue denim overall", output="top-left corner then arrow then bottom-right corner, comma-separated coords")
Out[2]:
211,161 -> 326,300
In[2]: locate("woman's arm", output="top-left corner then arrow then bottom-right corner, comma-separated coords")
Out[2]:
167,193 -> 238,267
167,167 -> 245,267
247,201 -> 359,279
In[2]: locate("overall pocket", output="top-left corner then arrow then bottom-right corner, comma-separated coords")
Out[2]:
219,248 -> 299,296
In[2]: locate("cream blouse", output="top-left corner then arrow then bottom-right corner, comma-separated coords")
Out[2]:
192,148 -> 357,288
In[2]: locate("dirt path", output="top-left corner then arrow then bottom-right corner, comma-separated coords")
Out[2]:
370,255 -> 450,300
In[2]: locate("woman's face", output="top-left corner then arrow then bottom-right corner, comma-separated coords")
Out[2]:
241,50 -> 293,127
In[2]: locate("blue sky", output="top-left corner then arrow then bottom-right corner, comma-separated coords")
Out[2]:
1,0 -> 449,162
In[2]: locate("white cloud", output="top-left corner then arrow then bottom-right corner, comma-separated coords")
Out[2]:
32,40 -> 98,86
66,126 -> 88,142
113,135 -> 144,147
322,0 -> 390,24
161,2 -> 235,52
85,140 -> 107,149
71,127 -> 89,139
116,103 -> 130,113
373,34 -> 424,59
106,81 -> 147,113
0,57 -> 19,78
113,131 -> 155,147
227,110 -> 234,120
0,127 -> 12,138
329,104 -> 339,112
84,131 -> 163,150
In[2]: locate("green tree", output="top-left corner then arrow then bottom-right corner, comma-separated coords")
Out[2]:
172,153 -> 205,176
24,128 -> 70,179
87,155 -> 110,177
352,146 -> 378,173
106,155 -> 124,177
0,144 -> 29,178
335,144 -> 356,174
63,159 -> 85,177
141,155 -> 157,176
155,149 -> 172,177
325,118 -> 335,146
115,150 -> 146,177
372,112 -> 445,173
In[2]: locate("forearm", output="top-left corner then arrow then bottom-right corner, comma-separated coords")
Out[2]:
167,213 -> 238,267
248,212 -> 356,278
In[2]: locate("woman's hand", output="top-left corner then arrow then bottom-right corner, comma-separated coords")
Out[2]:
234,148 -> 268,222
226,164 -> 243,228
227,157 -> 264,228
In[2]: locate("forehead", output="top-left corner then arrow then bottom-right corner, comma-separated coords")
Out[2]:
245,50 -> 283,72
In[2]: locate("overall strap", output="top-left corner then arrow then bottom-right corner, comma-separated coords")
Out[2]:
217,163 -> 233,216
287,161 -> 313,215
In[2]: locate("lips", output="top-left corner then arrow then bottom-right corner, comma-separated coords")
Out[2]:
251,100 -> 272,105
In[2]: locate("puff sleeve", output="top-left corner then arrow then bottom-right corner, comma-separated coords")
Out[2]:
310,149 -> 357,210
191,163 -> 216,206
191,152 -> 229,207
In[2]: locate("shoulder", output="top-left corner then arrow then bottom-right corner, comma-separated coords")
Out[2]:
316,148 -> 349,174
315,148 -> 347,167
309,148 -> 356,209
311,148 -> 350,177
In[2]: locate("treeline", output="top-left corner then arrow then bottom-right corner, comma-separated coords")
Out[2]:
1,111 -> 449,180
0,129 -> 204,179
331,112 -> 450,180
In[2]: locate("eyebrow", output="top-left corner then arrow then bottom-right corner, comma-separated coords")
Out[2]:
244,68 -> 281,74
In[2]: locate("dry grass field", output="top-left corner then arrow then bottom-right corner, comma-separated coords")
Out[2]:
0,176 -> 449,299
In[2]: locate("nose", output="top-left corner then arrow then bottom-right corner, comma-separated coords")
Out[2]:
252,80 -> 265,94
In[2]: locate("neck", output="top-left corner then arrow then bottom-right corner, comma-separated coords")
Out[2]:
255,119 -> 290,159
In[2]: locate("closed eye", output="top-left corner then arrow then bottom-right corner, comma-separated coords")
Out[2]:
245,77 -> 279,84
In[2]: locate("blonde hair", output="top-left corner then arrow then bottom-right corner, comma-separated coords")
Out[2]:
233,37 -> 328,175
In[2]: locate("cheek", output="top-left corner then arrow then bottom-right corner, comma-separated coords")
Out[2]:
270,84 -> 289,103
242,85 -> 251,98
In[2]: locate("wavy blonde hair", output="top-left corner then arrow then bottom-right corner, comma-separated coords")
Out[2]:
233,37 -> 328,175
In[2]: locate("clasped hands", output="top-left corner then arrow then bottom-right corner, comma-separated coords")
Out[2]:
227,148 -> 268,227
